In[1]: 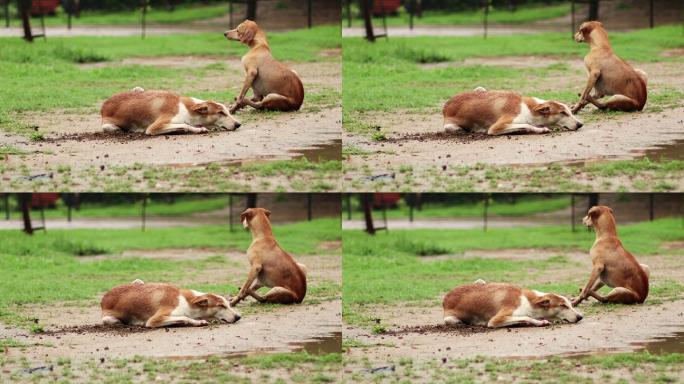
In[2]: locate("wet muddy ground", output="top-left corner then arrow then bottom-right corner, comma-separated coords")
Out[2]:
344,56 -> 684,190
0,55 -> 341,191
343,247 -> 684,365
0,246 -> 341,365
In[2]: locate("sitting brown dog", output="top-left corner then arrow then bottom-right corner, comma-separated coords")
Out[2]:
572,21 -> 647,113
572,206 -> 650,306
231,208 -> 307,305
224,20 -> 304,113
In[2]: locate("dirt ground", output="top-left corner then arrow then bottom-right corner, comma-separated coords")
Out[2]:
1,55 -> 341,191
0,246 -> 341,364
344,57 -> 684,185
343,248 -> 684,364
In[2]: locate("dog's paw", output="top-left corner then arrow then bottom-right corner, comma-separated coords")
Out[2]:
536,320 -> 551,327
194,320 -> 209,326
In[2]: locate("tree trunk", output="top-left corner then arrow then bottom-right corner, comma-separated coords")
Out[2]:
360,0 -> 375,42
18,0 -> 32,42
360,194 -> 375,235
588,0 -> 600,20
246,193 -> 257,209
19,194 -> 33,235
246,0 -> 257,20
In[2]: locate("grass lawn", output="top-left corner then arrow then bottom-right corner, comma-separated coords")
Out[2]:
0,351 -> 342,383
343,218 -> 684,326
343,3 -> 571,27
2,194 -> 231,219
345,352 -> 684,383
342,25 -> 684,134
343,195 -> 571,220
0,25 -> 340,136
0,217 -> 340,328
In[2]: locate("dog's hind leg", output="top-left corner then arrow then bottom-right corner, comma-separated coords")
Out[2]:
145,310 -> 208,328
488,309 -> 550,328
261,286 -> 301,304
640,263 -> 651,279
242,93 -> 299,111
102,123 -> 122,133
587,94 -> 641,112
444,315 -> 462,326
145,117 -> 208,135
444,121 -> 465,134
488,118 -> 550,135
102,315 -> 122,325
588,287 -> 640,304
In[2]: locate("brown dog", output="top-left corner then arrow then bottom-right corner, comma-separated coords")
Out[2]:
101,87 -> 241,135
443,279 -> 583,328
572,206 -> 650,306
443,87 -> 583,135
231,208 -> 307,305
224,20 -> 304,113
572,21 -> 647,113
101,279 -> 241,328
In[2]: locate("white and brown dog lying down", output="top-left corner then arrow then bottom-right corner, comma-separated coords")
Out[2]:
443,87 -> 583,136
443,279 -> 583,328
101,279 -> 241,328
572,206 -> 650,306
572,21 -> 647,113
101,87 -> 241,136
231,208 -> 307,306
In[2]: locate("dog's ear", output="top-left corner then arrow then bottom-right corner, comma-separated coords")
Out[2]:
191,103 -> 209,115
588,206 -> 601,219
534,297 -> 551,308
533,104 -> 551,115
240,208 -> 254,228
263,209 -> 271,218
192,297 -> 210,307
240,25 -> 256,44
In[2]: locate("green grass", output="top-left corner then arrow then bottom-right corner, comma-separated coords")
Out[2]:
0,217 -> 340,327
345,158 -> 684,192
344,195 -> 571,220
345,3 -> 572,27
343,218 -> 684,325
0,25 -> 340,135
0,351 -> 342,383
3,194 -> 230,219
343,25 -> 684,123
344,352 -> 684,384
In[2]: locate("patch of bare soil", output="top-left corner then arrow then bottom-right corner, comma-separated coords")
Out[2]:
345,58 -> 684,173
0,56 -> 341,189
4,247 -> 341,363
344,249 -> 684,363
345,299 -> 684,362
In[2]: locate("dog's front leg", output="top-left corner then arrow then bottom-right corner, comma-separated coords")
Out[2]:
231,67 -> 258,114
573,264 -> 604,306
232,264 -> 262,306
573,70 -> 600,113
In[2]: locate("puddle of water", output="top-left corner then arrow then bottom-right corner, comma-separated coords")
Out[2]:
632,331 -> 684,354
289,140 -> 341,163
166,332 -> 341,361
630,139 -> 684,162
559,329 -> 684,359
288,331 -> 342,354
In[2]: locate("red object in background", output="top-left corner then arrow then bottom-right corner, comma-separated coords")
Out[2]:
31,193 -> 60,208
372,0 -> 401,16
31,0 -> 60,16
373,193 -> 401,209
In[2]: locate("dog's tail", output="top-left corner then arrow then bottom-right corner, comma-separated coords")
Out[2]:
473,86 -> 487,92
132,86 -> 145,93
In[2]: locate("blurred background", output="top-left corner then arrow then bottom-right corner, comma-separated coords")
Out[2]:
343,0 -> 683,38
1,193 -> 341,233
3,0 -> 341,39
343,193 -> 684,232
